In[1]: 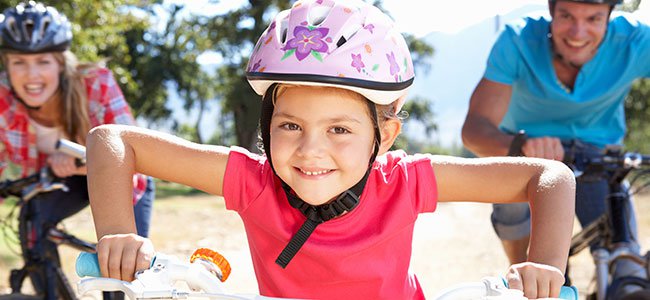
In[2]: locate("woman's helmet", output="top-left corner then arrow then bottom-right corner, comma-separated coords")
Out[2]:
0,1 -> 72,53
246,0 -> 414,112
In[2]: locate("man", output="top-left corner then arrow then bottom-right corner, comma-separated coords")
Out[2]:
461,0 -> 649,287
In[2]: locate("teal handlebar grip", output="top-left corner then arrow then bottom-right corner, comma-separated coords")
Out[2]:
501,277 -> 578,300
76,252 -> 157,278
76,252 -> 102,277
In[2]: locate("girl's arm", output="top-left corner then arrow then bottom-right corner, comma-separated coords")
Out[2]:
86,124 -> 230,280
431,155 -> 575,297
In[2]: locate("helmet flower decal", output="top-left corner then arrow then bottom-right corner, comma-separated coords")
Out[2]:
282,26 -> 330,62
387,52 -> 401,82
351,53 -> 365,72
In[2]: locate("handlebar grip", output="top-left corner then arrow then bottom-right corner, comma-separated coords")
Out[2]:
502,277 -> 578,300
77,252 -> 157,278
559,286 -> 579,300
55,139 -> 86,163
76,252 -> 102,277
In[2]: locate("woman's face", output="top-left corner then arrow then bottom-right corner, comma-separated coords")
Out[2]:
6,52 -> 62,107
270,85 -> 376,205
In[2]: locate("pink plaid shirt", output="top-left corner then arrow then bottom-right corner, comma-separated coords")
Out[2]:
0,67 -> 147,204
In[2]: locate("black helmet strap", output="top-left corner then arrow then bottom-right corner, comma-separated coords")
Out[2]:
260,83 -> 381,268
11,90 -> 41,110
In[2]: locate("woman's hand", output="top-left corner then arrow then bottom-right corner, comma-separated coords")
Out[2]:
96,233 -> 155,282
47,152 -> 86,177
506,262 -> 565,299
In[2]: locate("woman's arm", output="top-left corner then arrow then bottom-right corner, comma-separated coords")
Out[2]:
87,124 -> 230,237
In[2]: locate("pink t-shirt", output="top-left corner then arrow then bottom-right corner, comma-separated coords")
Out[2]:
223,147 -> 438,299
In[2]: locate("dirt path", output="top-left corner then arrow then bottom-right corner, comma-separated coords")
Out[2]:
2,194 -> 649,299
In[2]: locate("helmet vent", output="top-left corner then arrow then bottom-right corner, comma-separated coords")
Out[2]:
38,15 -> 51,43
307,5 -> 332,26
279,17 -> 289,43
5,17 -> 21,42
280,28 -> 288,43
23,19 -> 34,43
336,36 -> 346,47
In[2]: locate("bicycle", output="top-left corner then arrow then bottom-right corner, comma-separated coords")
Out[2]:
564,146 -> 650,300
0,139 -> 103,300
76,248 -> 579,300
507,132 -> 650,300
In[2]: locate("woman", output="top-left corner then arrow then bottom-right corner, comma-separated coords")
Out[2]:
0,1 -> 154,293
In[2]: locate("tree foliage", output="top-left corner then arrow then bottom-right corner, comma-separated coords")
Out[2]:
624,79 -> 650,153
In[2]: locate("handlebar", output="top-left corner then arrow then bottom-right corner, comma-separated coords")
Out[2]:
76,249 -> 287,300
433,277 -> 578,300
0,139 -> 86,199
78,251 -> 578,300
55,139 -> 86,167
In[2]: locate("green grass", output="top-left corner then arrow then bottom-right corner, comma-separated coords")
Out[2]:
154,179 -> 206,199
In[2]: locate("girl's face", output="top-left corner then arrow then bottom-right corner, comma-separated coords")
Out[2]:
6,52 -> 62,107
551,1 -> 610,66
270,86 -> 376,206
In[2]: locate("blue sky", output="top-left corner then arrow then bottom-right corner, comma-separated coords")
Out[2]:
167,0 -> 549,36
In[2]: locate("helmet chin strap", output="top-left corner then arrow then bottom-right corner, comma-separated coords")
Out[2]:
260,83 -> 381,268
12,91 -> 42,110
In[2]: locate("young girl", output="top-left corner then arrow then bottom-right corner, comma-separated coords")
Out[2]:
86,0 -> 575,299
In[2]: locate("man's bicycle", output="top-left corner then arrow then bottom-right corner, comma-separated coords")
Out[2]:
565,147 -> 650,300
0,139 -> 110,300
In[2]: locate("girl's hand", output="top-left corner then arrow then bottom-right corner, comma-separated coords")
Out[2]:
506,262 -> 565,299
47,152 -> 86,177
96,233 -> 154,282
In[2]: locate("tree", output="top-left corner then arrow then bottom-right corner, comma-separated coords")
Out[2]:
619,1 -> 650,152
624,79 -> 650,153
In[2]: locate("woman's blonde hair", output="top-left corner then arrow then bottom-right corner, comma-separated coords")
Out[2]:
53,51 -> 101,144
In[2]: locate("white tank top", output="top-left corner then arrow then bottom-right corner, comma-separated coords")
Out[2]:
30,119 -> 67,154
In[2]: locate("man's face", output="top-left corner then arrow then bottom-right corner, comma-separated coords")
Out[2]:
550,1 -> 611,66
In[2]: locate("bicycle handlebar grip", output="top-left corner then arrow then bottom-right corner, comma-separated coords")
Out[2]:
55,139 -> 86,167
76,252 -> 102,277
559,286 -> 579,300
502,277 -> 578,300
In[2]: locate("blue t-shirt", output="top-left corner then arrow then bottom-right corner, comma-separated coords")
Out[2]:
485,13 -> 650,148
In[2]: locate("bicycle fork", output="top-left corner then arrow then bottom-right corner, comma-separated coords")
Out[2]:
592,248 -> 609,300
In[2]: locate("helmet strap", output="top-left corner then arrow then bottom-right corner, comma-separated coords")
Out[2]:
260,84 -> 381,268
11,90 -> 42,110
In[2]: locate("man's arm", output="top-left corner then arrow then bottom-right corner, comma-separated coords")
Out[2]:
461,78 -> 515,157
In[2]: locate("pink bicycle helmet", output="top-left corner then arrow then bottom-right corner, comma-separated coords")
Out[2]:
246,0 -> 414,111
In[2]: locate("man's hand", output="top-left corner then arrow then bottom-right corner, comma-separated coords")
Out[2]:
521,137 -> 564,161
